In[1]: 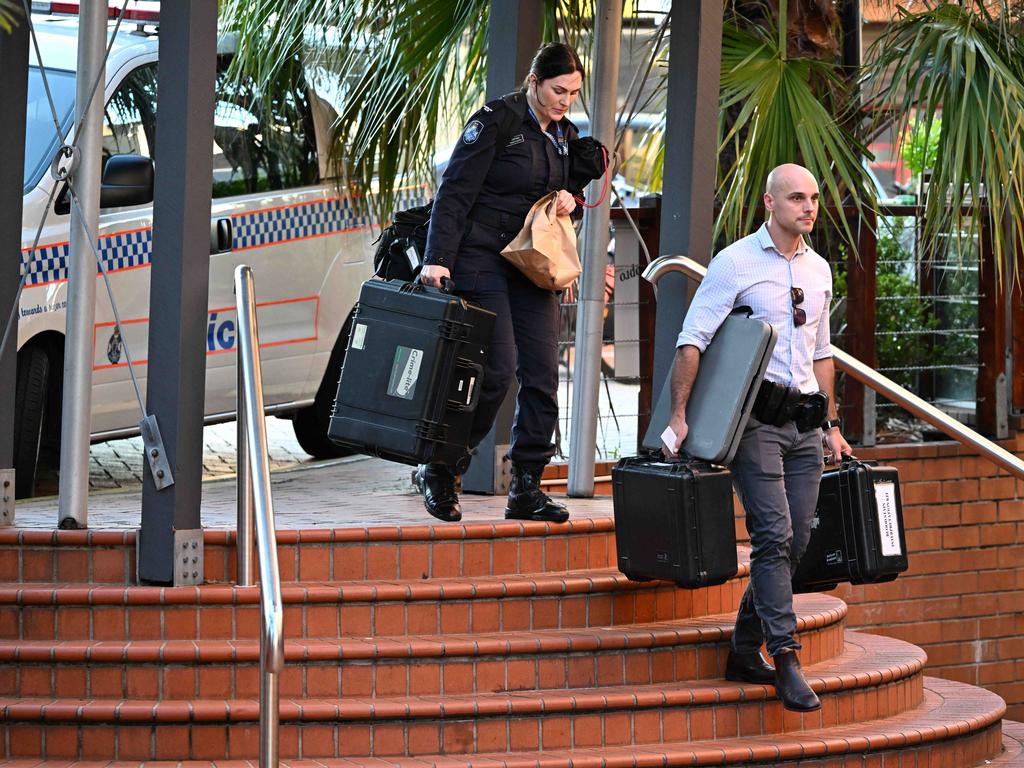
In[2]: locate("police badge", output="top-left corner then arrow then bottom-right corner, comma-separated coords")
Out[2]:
462,119 -> 484,144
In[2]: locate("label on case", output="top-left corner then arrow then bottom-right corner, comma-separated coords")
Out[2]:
874,481 -> 902,556
352,323 -> 367,350
405,243 -> 421,271
387,346 -> 423,400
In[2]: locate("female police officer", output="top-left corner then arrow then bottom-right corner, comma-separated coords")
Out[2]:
414,42 -> 586,524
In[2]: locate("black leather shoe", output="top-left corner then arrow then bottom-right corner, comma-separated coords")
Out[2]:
725,650 -> 776,685
505,464 -> 569,523
772,650 -> 821,711
412,464 -> 462,522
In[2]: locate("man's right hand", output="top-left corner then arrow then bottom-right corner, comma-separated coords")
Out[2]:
419,264 -> 451,288
662,413 -> 688,459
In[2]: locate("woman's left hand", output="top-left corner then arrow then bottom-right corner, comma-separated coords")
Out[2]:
555,189 -> 577,216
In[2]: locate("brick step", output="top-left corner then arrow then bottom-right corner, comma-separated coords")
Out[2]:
0,676 -> 1000,763
989,719 -> 1024,764
0,632 -> 924,759
0,517 -> 623,584
0,595 -> 845,700
0,561 -> 761,642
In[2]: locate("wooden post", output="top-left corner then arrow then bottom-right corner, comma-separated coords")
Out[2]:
916,207 -> 937,401
1011,224 -> 1024,420
1014,273 -> 1024,416
843,208 -> 878,442
976,212 -> 1008,438
635,198 -> 661,449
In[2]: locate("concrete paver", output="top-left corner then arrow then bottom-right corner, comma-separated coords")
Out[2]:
15,449 -> 612,530
15,377 -> 635,530
15,414 -> 615,531
83,415 -> 312,492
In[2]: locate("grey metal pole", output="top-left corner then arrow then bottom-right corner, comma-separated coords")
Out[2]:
0,7 -> 29,524
138,0 -> 217,584
58,1 -> 107,529
653,0 -> 723,402
568,0 -> 621,497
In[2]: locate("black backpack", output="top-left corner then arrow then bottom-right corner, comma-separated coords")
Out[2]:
373,93 -> 529,282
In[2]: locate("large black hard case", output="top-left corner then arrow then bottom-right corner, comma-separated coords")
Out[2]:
327,279 -> 495,466
612,456 -> 737,588
793,458 -> 908,593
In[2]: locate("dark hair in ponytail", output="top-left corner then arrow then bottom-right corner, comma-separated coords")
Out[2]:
522,42 -> 584,88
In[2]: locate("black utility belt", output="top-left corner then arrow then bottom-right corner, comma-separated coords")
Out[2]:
753,380 -> 829,432
468,204 -> 524,234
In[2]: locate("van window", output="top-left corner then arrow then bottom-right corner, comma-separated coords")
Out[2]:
99,58 -> 318,200
211,58 -> 319,197
24,67 -> 76,193
103,63 -> 159,161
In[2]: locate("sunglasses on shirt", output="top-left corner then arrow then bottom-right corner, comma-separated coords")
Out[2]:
791,286 -> 806,327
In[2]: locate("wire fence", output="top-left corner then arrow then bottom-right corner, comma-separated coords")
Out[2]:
829,210 -> 993,440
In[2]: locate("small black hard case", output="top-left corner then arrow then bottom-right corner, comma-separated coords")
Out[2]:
793,457 -> 908,593
612,456 -> 738,588
328,279 -> 495,466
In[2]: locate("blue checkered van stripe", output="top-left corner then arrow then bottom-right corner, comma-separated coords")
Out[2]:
21,227 -> 153,288
21,195 -> 379,287
232,197 -> 371,251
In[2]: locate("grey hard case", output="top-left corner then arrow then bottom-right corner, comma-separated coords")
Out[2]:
644,309 -> 777,465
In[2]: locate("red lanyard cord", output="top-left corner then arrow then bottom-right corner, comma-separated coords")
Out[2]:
573,146 -> 609,209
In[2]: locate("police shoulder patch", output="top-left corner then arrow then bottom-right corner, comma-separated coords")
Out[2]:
463,119 -> 484,145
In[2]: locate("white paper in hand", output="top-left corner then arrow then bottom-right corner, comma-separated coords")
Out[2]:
660,426 -> 678,455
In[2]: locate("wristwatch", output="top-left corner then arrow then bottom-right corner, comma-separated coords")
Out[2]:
821,418 -> 842,431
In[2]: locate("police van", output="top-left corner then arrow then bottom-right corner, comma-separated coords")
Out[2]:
16,2 -> 412,496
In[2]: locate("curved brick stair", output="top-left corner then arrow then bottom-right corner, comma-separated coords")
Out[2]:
0,516 -> 1010,765
990,719 -> 1024,765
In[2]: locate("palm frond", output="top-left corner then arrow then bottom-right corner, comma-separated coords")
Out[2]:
864,1 -> 1024,282
716,15 -> 874,248
1,0 -> 22,33
332,0 -> 494,222
219,1 -> 338,89
220,0 -> 493,221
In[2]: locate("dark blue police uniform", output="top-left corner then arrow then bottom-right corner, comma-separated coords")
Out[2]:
424,94 -> 583,472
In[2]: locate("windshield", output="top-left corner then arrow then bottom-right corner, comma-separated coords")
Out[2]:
24,66 -> 77,194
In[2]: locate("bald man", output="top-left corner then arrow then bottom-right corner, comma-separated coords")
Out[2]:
665,164 -> 852,712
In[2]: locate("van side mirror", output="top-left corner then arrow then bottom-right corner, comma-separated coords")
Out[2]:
100,154 -> 154,208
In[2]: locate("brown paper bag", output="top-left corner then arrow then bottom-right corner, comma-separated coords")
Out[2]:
500,192 -> 580,290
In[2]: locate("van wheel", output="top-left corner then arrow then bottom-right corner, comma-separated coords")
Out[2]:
292,321 -> 354,459
14,345 -> 50,499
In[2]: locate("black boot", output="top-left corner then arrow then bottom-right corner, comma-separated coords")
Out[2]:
772,650 -> 820,711
725,649 -> 776,685
505,464 -> 569,523
412,464 -> 462,522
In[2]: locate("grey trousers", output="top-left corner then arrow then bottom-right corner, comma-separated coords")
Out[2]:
729,416 -> 823,657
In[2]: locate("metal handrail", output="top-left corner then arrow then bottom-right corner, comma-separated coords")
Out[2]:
234,265 -> 283,768
643,254 -> 1024,480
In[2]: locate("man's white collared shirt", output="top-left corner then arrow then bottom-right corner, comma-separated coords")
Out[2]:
676,223 -> 833,394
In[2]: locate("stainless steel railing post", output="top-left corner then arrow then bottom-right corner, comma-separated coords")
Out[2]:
237,341 -> 255,586
234,265 -> 283,768
643,254 -> 1024,481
